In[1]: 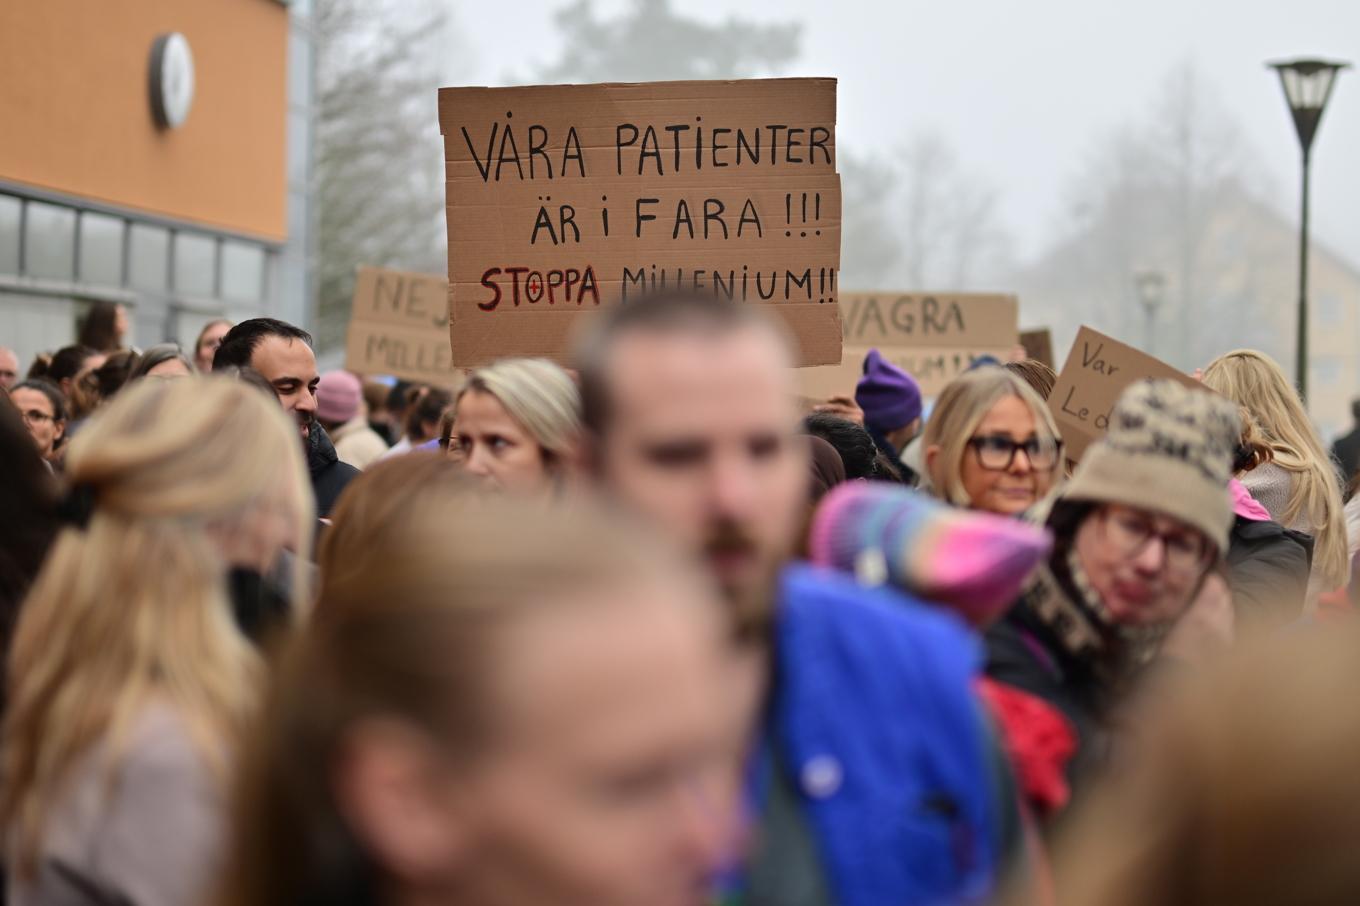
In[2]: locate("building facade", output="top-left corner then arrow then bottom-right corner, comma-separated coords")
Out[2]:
0,0 -> 314,368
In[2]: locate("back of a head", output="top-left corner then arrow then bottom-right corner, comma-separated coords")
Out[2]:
2,377 -> 314,866
573,291 -> 791,436
404,384 -> 454,440
1203,348 -> 1346,584
460,358 -> 581,459
923,367 -> 1060,504
1003,358 -> 1057,401
222,489 -> 722,906
1041,624 -> 1360,906
803,412 -> 880,480
45,345 -> 97,386
77,301 -> 121,353
128,343 -> 193,380
212,317 -> 312,371
316,453 -> 470,604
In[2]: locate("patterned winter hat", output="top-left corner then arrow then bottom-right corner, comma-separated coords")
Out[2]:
1062,379 -> 1240,553
809,481 -> 1053,626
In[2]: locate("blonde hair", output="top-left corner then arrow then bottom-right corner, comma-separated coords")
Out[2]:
218,487 -> 718,905
923,368 -> 1063,507
1202,349 -> 1347,588
457,358 -> 581,467
0,377 -> 313,871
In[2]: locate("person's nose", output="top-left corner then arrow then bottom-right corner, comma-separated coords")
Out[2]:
707,452 -> 758,522
1008,446 -> 1033,475
1130,534 -> 1168,574
463,444 -> 493,477
296,389 -> 317,415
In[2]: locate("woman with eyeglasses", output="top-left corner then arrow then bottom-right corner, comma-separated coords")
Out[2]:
923,368 -> 1064,516
985,380 -> 1241,807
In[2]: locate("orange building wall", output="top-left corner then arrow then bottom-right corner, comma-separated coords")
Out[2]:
0,0 -> 288,241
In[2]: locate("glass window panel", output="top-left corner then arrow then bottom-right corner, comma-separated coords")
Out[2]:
24,201 -> 75,280
0,195 -> 19,274
79,211 -> 124,286
128,224 -> 168,291
221,241 -> 264,302
174,232 -> 216,297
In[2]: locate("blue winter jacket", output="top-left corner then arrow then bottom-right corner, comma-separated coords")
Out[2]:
761,564 -> 1000,906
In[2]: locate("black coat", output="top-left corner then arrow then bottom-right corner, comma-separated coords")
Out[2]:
309,424 -> 359,518
1332,426 -> 1360,487
1224,515 -> 1313,628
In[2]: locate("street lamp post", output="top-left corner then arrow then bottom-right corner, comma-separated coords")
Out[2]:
1268,57 -> 1349,401
1134,269 -> 1166,356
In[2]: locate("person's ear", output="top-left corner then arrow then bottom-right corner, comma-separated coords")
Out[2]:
924,443 -> 941,478
54,420 -> 66,445
333,719 -> 468,886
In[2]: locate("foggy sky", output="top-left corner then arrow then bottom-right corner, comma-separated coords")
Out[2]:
448,0 -> 1359,269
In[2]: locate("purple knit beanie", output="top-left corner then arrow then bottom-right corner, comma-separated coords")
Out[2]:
855,349 -> 923,432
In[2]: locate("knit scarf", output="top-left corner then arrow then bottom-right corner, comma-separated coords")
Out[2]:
1024,547 -> 1171,689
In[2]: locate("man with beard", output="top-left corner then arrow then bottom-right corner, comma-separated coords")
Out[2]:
575,293 -> 1016,906
213,318 -> 357,518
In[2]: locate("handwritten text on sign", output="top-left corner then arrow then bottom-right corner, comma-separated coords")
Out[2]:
344,266 -> 458,386
798,292 -> 1018,399
437,79 -> 843,366
1048,325 -> 1200,462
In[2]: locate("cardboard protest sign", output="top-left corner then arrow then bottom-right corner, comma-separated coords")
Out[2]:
344,266 -> 461,386
1049,325 -> 1200,462
1020,328 -> 1054,369
798,292 -> 1019,399
437,78 -> 842,367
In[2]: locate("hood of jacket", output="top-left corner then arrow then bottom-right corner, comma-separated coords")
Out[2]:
1230,478 -> 1272,522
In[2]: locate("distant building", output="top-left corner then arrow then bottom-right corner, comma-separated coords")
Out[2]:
0,0 -> 314,367
1015,184 -> 1360,441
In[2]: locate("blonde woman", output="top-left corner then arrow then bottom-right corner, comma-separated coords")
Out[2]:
1,377 -> 312,906
1202,349 -> 1348,595
452,357 -> 582,494
923,367 -> 1064,516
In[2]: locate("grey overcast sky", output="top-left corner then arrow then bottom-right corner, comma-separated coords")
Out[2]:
448,0 -> 1359,265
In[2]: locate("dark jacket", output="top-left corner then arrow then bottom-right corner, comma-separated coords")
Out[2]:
1331,425 -> 1360,487
309,424 -> 359,518
985,590 -> 1107,789
1225,515 -> 1313,628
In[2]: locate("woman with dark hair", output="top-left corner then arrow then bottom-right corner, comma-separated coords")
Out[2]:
66,350 -> 140,422
76,301 -> 128,354
29,345 -> 102,403
803,412 -> 887,481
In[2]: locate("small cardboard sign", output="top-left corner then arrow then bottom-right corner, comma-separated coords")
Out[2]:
344,266 -> 460,386
798,292 -> 1018,399
1019,328 -> 1054,369
437,78 -> 843,368
1049,325 -> 1200,461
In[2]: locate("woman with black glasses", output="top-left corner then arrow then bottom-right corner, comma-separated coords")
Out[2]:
923,368 -> 1064,516
986,379 -> 1241,812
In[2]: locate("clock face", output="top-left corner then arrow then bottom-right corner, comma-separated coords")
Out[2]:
150,33 -> 195,129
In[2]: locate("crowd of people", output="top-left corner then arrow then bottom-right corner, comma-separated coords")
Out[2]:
3,292 -> 1360,905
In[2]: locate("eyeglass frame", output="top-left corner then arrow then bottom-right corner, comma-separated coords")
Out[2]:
965,433 -> 1063,472
1094,505 -> 1214,576
19,408 -> 59,426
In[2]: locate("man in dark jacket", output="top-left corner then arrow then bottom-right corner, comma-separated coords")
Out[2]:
213,318 -> 357,517
575,293 -> 1019,906
1331,399 -> 1360,491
